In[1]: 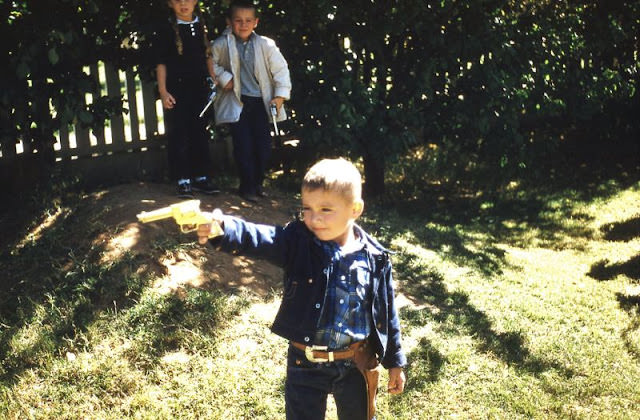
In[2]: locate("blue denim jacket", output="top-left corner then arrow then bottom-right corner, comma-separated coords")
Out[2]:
212,217 -> 407,369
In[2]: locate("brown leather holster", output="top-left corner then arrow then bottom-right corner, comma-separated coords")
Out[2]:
353,340 -> 381,420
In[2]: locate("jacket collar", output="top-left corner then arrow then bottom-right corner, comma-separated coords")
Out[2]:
223,26 -> 257,40
290,219 -> 389,256
353,224 -> 390,256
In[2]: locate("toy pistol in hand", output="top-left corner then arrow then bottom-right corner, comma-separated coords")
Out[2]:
136,199 -> 223,238
270,103 -> 279,135
199,77 -> 217,118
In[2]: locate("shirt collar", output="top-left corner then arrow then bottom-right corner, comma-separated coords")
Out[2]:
177,16 -> 199,25
313,227 -> 366,256
234,32 -> 255,44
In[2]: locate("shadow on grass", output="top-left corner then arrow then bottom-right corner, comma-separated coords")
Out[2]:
362,174 -> 640,390
396,254 -> 575,387
601,215 -> 640,242
586,214 -> 640,360
616,293 -> 640,362
0,186 -> 244,383
0,208 -> 144,381
588,254 -> 640,281
366,189 -> 600,283
588,215 -> 640,282
379,168 -> 640,264
404,337 -> 447,392
361,185 -> 638,386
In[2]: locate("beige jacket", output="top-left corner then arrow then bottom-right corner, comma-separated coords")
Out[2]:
211,28 -> 291,124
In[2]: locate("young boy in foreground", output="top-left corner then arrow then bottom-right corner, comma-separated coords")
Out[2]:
196,158 -> 406,420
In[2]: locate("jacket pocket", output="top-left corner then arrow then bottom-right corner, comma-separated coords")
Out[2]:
283,278 -> 298,300
213,91 -> 242,124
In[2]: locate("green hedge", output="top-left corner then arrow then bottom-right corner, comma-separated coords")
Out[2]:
2,1 -> 638,194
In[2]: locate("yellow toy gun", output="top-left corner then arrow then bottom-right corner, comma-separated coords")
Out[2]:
136,200 -> 223,237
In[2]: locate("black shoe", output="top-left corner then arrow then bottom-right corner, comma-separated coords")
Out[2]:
192,178 -> 220,194
177,183 -> 195,199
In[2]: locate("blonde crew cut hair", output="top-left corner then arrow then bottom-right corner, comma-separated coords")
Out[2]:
302,158 -> 362,203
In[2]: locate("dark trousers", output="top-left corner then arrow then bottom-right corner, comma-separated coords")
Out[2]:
164,77 -> 212,181
229,95 -> 272,195
285,345 -> 369,420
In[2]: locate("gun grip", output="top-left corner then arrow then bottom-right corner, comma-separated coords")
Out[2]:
180,224 -> 197,233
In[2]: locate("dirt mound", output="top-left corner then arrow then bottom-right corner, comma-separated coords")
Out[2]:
3,182 -> 301,299
116,182 -> 301,297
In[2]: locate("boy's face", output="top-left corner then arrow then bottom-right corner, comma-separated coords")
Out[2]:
301,188 -> 363,247
227,7 -> 258,42
168,0 -> 197,22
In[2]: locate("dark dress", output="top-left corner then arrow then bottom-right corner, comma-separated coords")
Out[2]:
154,18 -> 212,180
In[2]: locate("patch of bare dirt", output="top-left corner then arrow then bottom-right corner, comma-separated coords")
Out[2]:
2,181 -> 415,310
78,182 -> 300,298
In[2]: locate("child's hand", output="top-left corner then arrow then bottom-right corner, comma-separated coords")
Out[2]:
387,367 -> 406,395
160,91 -> 176,109
270,96 -> 284,112
223,80 -> 234,91
197,209 -> 224,245
197,224 -> 213,244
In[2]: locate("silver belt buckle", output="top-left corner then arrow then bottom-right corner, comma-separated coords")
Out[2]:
305,345 -> 332,362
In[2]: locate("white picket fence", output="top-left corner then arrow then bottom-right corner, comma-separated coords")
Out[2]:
0,62 -> 241,191
5,62 -> 165,162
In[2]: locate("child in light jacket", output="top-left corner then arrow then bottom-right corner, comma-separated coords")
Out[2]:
211,0 -> 291,202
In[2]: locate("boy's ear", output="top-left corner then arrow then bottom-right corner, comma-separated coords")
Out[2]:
352,199 -> 364,218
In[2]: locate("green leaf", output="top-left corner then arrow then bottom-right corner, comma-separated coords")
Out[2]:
48,47 -> 59,65
79,111 -> 93,124
16,61 -> 30,79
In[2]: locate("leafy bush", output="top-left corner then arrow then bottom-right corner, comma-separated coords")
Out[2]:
2,1 -> 638,194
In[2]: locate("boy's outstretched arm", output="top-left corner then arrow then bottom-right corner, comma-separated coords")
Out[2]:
387,367 -> 406,395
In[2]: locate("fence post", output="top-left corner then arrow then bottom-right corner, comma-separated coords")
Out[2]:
141,77 -> 159,140
104,62 -> 126,151
89,62 -> 106,150
125,70 -> 141,145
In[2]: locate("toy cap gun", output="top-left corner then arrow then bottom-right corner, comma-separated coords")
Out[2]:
269,103 -> 278,135
136,199 -> 223,238
199,77 -> 217,118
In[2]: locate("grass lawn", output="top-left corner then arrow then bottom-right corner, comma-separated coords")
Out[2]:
1,174 -> 639,419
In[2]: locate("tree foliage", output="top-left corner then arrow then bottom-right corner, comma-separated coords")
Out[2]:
261,0 -> 639,192
1,0 -> 638,194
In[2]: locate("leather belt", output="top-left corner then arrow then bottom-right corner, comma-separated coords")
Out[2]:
291,341 -> 364,363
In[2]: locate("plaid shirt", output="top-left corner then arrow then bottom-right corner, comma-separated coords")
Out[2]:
314,238 -> 372,350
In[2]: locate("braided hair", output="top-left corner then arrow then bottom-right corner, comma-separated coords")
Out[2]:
168,2 -> 212,58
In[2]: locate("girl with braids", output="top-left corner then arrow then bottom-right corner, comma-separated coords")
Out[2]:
154,0 -> 220,198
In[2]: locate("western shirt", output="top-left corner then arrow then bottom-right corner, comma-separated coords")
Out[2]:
314,239 -> 372,349
235,34 -> 262,97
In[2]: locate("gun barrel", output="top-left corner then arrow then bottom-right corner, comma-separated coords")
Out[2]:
199,84 -> 217,118
136,200 -> 201,223
199,100 -> 212,118
270,104 -> 279,135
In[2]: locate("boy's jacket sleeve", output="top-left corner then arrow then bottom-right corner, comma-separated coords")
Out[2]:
210,215 -> 286,264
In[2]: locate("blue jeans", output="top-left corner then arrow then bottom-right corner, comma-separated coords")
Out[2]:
285,344 -> 369,420
229,95 -> 272,195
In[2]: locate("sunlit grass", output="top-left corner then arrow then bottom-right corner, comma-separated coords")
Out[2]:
1,178 -> 639,419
